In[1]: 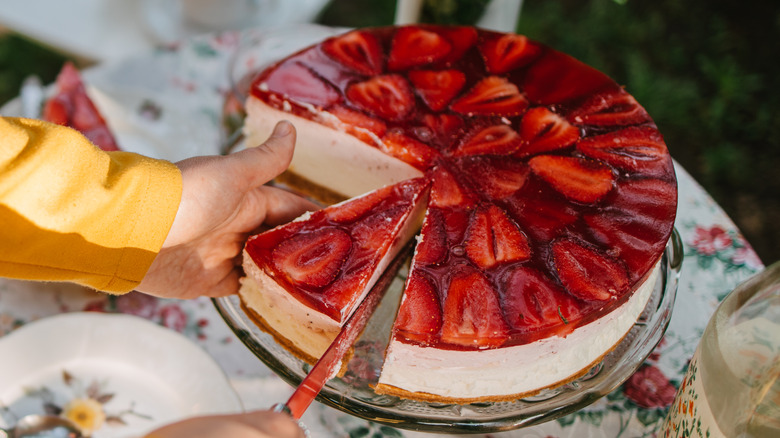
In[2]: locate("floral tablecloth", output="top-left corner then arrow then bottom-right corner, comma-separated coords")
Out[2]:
0,26 -> 765,437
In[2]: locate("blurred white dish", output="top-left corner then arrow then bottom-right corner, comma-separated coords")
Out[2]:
0,312 -> 241,438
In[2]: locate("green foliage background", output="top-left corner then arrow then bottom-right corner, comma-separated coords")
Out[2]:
1,0 -> 778,263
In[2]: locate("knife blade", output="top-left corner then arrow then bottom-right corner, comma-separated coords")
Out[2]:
274,242 -> 413,420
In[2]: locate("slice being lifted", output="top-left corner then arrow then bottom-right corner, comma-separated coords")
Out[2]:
239,24 -> 678,403
240,177 -> 429,363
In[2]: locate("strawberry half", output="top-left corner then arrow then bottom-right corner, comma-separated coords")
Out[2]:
465,204 -> 530,269
552,238 -> 629,302
328,104 -> 387,145
388,26 -> 452,71
568,87 -> 651,127
441,267 -> 509,348
395,273 -> 442,344
577,126 -> 671,176
585,178 -> 677,274
480,33 -> 541,74
437,26 -> 478,65
346,74 -> 415,121
382,131 -> 440,170
326,183 -> 392,223
501,266 -> 581,335
456,156 -> 529,199
516,106 -> 580,157
414,208 -> 448,265
417,113 -> 465,149
529,155 -> 615,203
522,50 -> 614,105
450,76 -> 529,116
321,30 -> 383,76
429,165 -> 476,208
259,61 -> 341,108
271,228 -> 352,288
451,124 -> 521,157
408,69 -> 466,111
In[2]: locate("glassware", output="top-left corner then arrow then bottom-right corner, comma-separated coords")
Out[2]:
213,231 -> 682,433
659,261 -> 780,437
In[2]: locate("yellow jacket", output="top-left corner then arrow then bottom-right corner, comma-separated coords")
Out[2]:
0,117 -> 182,293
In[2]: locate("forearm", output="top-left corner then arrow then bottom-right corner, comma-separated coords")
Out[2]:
0,117 -> 182,292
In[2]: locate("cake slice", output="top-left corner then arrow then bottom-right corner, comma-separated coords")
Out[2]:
239,177 -> 429,363
42,62 -> 120,151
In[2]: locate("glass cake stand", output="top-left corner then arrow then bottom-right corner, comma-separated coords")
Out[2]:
213,230 -> 682,433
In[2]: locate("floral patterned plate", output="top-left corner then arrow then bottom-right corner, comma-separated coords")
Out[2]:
0,312 -> 241,437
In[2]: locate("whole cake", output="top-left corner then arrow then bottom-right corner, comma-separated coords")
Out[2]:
238,24 -> 677,403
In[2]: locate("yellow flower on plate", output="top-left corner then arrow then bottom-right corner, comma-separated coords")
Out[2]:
61,397 -> 107,435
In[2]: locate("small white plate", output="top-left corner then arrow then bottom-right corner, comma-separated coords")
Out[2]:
0,312 -> 242,437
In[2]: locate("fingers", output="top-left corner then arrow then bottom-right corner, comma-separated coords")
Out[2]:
234,411 -> 307,438
259,185 -> 320,227
231,121 -> 297,188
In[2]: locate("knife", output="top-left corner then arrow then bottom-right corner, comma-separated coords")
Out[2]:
272,242 -> 413,420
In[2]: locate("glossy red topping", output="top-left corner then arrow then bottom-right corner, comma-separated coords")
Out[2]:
249,25 -> 677,350
43,62 -> 120,151
245,178 -> 429,322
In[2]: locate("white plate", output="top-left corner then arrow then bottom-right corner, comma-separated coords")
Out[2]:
0,312 -> 242,437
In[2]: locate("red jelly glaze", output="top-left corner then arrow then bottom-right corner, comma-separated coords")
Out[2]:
249,25 -> 677,350
245,177 -> 429,322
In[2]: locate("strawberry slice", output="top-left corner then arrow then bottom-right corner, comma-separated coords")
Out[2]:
43,62 -> 120,151
408,69 -> 466,111
522,50 -> 614,105
441,267 -> 509,347
322,262 -> 372,320
381,131 -> 440,170
451,124 -> 521,157
429,165 -> 476,208
395,273 -> 442,344
480,33 -> 541,74
585,178 -> 677,274
568,87 -> 650,126
417,113 -> 464,149
529,155 -> 615,203
271,228 -> 351,288
321,30 -> 383,76
258,61 -> 341,107
326,183 -> 391,223
414,208 -> 448,265
516,106 -> 580,157
457,156 -> 529,199
450,76 -> 529,116
465,204 -> 530,269
577,126 -> 671,176
501,266 -> 581,335
507,189 -> 579,241
388,26 -> 452,71
328,104 -> 387,144
552,238 -> 629,302
437,26 -> 478,65
346,74 -> 414,121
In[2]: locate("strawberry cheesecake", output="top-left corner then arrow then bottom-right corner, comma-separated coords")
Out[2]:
239,24 -> 677,403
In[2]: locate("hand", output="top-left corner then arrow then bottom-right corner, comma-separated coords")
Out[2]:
145,410 -> 306,438
137,121 -> 318,299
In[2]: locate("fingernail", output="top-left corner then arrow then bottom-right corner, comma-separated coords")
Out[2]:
273,120 -> 292,137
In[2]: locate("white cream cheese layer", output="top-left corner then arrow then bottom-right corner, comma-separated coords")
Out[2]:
244,97 -> 423,199
377,261 -> 661,401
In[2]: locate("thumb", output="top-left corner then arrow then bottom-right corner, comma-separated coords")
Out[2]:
230,120 -> 297,187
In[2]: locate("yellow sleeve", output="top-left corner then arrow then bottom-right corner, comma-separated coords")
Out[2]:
0,117 -> 182,293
